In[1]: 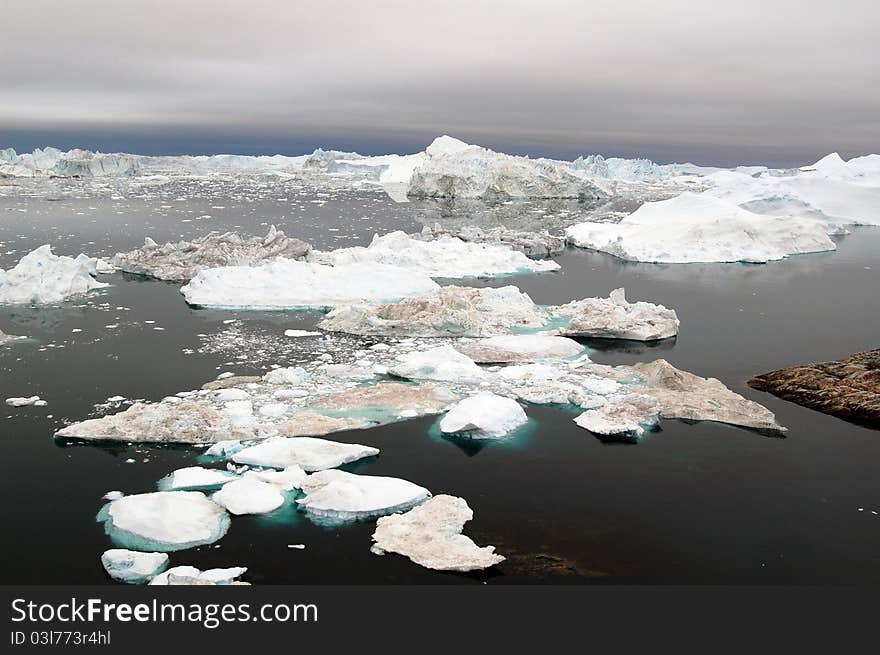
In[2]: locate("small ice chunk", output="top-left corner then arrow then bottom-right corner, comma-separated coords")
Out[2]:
101,549 -> 169,584
5,396 -> 42,407
212,477 -> 285,515
297,469 -> 430,521
157,466 -> 239,491
232,436 -> 379,472
284,329 -> 322,337
439,392 -> 528,439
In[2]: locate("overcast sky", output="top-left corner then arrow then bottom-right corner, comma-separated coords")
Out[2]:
2,0 -> 878,165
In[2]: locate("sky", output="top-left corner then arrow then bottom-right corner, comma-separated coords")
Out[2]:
2,0 -> 878,166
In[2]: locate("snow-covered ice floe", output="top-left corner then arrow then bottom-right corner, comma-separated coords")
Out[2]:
0,245 -> 109,304
5,395 -> 46,407
439,392 -> 528,439
389,345 -> 488,383
315,230 -> 559,278
371,495 -> 504,571
101,549 -> 169,584
454,334 -> 584,363
415,225 -> 566,259
156,466 -> 238,491
212,477 -> 286,515
112,226 -> 311,281
149,566 -> 249,586
180,260 -> 439,309
296,470 -> 430,522
231,436 -> 379,472
96,491 -> 230,552
320,284 -> 678,341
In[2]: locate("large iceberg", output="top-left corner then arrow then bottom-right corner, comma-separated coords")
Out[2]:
296,470 -> 430,522
439,392 -> 528,439
231,436 -> 379,472
566,192 -> 836,263
0,245 -> 109,304
408,138 -> 608,200
371,495 -> 505,571
317,231 -> 559,278
181,260 -> 439,309
551,288 -> 679,341
112,227 -> 311,281
0,147 -> 140,177
96,491 -> 230,552
101,549 -> 169,584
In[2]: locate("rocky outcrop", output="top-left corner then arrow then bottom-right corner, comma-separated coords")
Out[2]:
748,350 -> 880,427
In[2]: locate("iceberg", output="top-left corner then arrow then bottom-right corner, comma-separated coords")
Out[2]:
371,495 -> 505,571
231,436 -> 379,472
96,491 -> 230,552
565,192 -> 836,263
318,231 -> 559,278
181,260 -> 439,309
6,396 -> 45,407
439,392 -> 528,439
319,285 -> 547,337
551,288 -> 679,341
212,477 -> 286,515
112,227 -> 311,281
633,359 -> 785,432
408,139 -> 608,200
573,394 -> 660,438
156,466 -> 239,491
0,245 -> 109,305
297,470 -> 430,522
101,549 -> 169,584
454,334 -> 584,363
149,566 -> 248,586
415,225 -> 566,259
308,382 -> 458,417
242,465 -> 307,491
389,345 -> 488,383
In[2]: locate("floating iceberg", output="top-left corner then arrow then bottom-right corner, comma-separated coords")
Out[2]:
308,382 -> 458,417
231,436 -> 379,472
242,465 -> 307,491
571,153 -> 682,182
389,345 -> 488,383
371,495 -> 505,571
551,288 -> 679,341
157,466 -> 239,491
455,334 -> 584,363
297,470 -> 430,522
319,285 -> 547,337
0,147 -> 140,177
101,549 -> 169,584
6,396 -> 45,407
112,227 -> 311,281
565,192 -> 836,263
573,393 -> 660,438
415,225 -> 566,259
97,491 -> 230,552
632,359 -> 785,432
318,231 -> 559,278
149,566 -> 248,586
181,260 -> 439,309
212,477 -> 286,515
408,139 -> 608,200
0,245 -> 109,304
439,392 -> 528,439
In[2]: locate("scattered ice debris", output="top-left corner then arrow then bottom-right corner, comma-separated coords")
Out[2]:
149,566 -> 248,586
551,288 -> 680,341
96,491 -> 230,552
231,436 -> 379,472
0,245 -> 109,304
566,192 -> 836,263
284,329 -> 322,338
112,226 -> 311,281
317,230 -> 559,278
439,392 -> 528,439
212,477 -> 286,515
407,137 -> 608,200
371,495 -> 505,571
181,260 -> 439,309
101,549 -> 169,584
156,466 -> 239,491
389,345 -> 488,383
416,224 -> 565,258
297,470 -> 430,522
455,334 -> 584,363
635,359 -> 785,432
573,394 -> 660,439
5,396 -> 45,407
319,285 -> 547,337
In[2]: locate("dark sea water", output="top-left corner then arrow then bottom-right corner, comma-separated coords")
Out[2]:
1,186 -> 878,584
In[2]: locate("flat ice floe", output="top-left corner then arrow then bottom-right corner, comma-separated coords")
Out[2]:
296,470 -> 430,522
439,392 -> 528,439
180,260 -> 439,309
566,192 -> 836,263
101,549 -> 169,584
317,230 -> 559,278
157,466 -> 239,491
212,477 -> 286,515
416,225 -> 566,259
371,495 -> 505,571
149,565 -> 248,586
97,491 -> 230,552
389,345 -> 488,383
573,394 -> 660,439
0,245 -> 109,304
112,226 -> 311,281
455,334 -> 585,363
551,288 -> 680,341
231,436 -> 379,472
